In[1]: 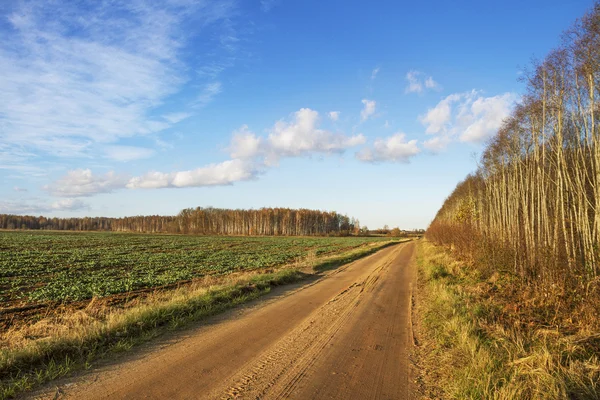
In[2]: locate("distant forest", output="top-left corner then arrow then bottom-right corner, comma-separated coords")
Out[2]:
0,207 -> 364,236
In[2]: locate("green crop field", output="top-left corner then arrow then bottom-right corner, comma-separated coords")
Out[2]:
0,231 -> 393,304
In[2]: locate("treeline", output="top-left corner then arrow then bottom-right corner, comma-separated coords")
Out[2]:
0,207 -> 361,236
427,4 -> 600,297
174,207 -> 360,236
0,214 -> 175,232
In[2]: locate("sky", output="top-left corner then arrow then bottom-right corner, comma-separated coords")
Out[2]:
0,0 -> 594,229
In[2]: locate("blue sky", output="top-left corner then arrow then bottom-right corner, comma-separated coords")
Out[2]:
0,0 -> 594,229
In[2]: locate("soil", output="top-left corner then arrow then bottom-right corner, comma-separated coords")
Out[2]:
31,242 -> 417,400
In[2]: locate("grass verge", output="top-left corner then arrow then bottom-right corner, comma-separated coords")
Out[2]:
0,240 -> 403,399
414,240 -> 600,400
0,269 -> 303,399
312,239 -> 408,272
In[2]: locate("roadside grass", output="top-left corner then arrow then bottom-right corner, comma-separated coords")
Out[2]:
415,240 -> 600,400
312,238 -> 409,272
0,269 -> 304,399
0,239 -> 402,399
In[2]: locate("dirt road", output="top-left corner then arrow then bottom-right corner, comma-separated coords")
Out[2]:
40,242 -> 417,400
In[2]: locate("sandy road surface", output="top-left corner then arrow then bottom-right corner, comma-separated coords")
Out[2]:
36,242 -> 417,400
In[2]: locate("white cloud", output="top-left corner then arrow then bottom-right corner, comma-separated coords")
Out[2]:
419,91 -> 517,150
459,93 -> 516,142
127,159 -> 259,189
360,99 -> 376,122
48,159 -> 260,194
45,107 -> 367,197
0,201 -> 47,215
0,1 -> 235,164
225,109 -> 365,162
371,67 -> 380,80
45,169 -> 128,197
160,108 -> 365,187
126,172 -> 172,190
13,186 -> 28,192
419,93 -> 461,134
356,133 -> 420,163
425,76 -> 438,89
162,112 -> 192,124
405,70 -> 440,94
229,125 -> 263,159
103,146 -> 155,162
423,136 -> 452,153
0,198 -> 88,215
194,82 -> 222,108
50,198 -> 89,211
405,71 -> 423,94
172,160 -> 257,187
267,108 -> 365,159
328,111 -> 340,121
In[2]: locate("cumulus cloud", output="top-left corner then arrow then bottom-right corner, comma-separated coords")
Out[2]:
228,108 -> 365,161
458,93 -> 516,142
126,172 -> 172,189
48,159 -> 260,195
134,107 -> 366,191
405,71 -> 440,94
45,169 -> 128,197
45,107 -> 367,197
328,111 -> 340,121
423,136 -> 452,153
50,198 -> 89,211
360,99 -> 376,122
127,159 -> 259,189
420,93 -> 462,134
356,133 -> 420,163
229,125 -> 263,159
268,108 -> 365,158
419,91 -> 518,150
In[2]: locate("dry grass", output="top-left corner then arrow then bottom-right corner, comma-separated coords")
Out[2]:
0,240 -> 401,399
414,240 -> 600,400
0,269 -> 303,399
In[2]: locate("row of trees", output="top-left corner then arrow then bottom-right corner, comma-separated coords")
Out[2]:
174,207 -> 360,236
427,3 -> 600,294
0,214 -> 176,232
371,225 -> 425,236
0,207 -> 361,236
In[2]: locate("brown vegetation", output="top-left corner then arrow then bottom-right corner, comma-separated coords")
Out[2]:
420,4 -> 600,398
427,2 -> 600,331
415,241 -> 599,399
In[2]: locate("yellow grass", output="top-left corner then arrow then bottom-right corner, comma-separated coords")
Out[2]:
415,240 -> 600,400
